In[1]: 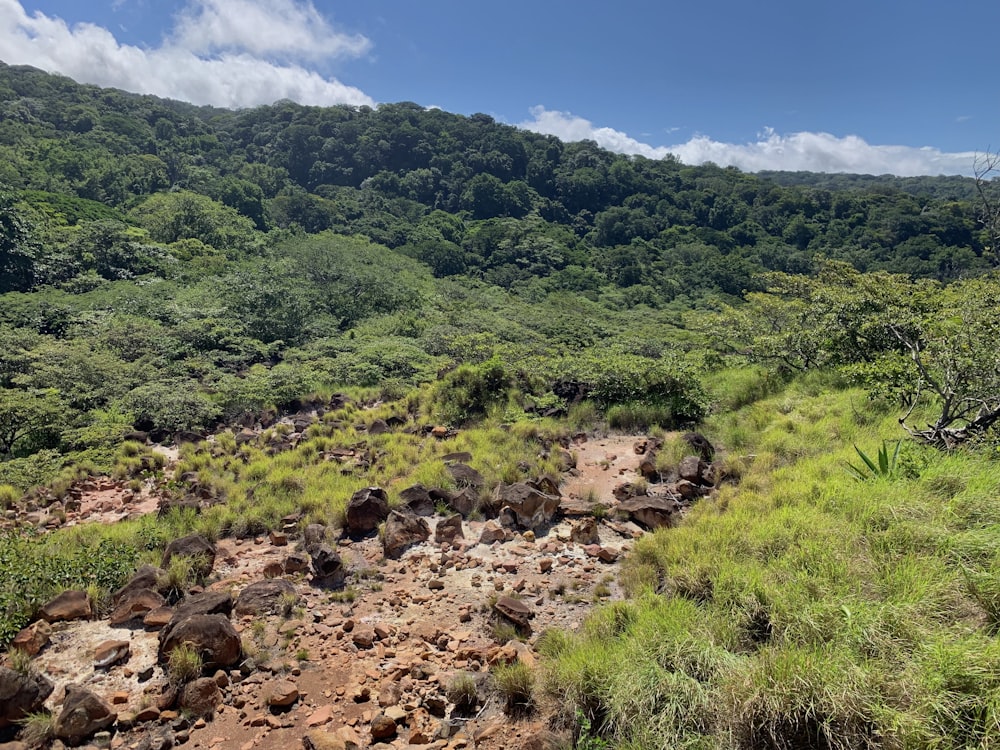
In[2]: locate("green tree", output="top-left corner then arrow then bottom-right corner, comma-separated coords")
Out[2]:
0,388 -> 65,458
0,188 -> 38,293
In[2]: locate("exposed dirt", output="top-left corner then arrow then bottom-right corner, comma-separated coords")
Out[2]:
4,431 -> 701,750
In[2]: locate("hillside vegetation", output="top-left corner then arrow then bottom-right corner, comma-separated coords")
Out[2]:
2,62 -> 1000,749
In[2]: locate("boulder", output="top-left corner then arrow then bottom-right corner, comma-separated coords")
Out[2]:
383,510 -> 430,559
570,517 -> 600,545
493,596 -> 533,633
303,523 -> 327,548
553,448 -> 576,471
617,497 -> 679,530
11,620 -> 52,656
448,488 -> 477,518
171,591 -> 233,621
434,514 -> 464,545
370,714 -> 397,741
283,552 -> 310,574
110,588 -> 166,626
0,666 -> 53,729
345,487 -> 389,537
398,485 -> 435,516
479,520 -> 507,544
267,680 -> 299,708
178,677 -> 221,718
113,564 -> 165,605
682,431 -> 715,461
38,589 -> 91,623
54,685 -> 116,745
367,419 -> 390,435
303,727 -> 362,750
94,640 -> 131,669
678,455 -> 705,484
234,579 -> 297,617
158,614 -> 241,668
638,454 -> 660,481
309,544 -> 345,585
447,463 -> 484,489
161,534 -> 216,579
495,483 -> 560,530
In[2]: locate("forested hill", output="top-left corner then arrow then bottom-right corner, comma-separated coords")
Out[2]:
1,60 -> 995,303
757,170 -> 985,201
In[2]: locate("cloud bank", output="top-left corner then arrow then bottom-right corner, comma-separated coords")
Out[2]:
0,0 -> 374,108
520,106 -> 977,177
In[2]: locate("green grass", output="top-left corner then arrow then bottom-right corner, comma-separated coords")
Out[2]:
166,642 -> 204,684
492,660 -> 535,715
541,378 -> 1000,749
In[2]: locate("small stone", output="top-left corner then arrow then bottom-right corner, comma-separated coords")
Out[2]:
370,714 -> 397,740
267,680 -> 299,708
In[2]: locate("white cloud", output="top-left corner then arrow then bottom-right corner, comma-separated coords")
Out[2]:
171,0 -> 370,60
0,0 -> 374,108
520,106 -> 977,177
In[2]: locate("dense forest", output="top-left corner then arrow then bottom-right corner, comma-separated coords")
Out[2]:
4,61 -> 1000,749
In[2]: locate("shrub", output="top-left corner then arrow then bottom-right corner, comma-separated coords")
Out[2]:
167,643 -> 204,684
492,661 -> 535,715
446,672 -> 479,712
0,484 -> 19,509
17,711 -> 56,748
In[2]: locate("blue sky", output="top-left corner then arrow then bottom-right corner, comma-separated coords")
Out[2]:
3,0 -> 997,175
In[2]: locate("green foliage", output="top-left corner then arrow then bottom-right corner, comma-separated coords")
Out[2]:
117,381 -> 221,434
428,358 -> 512,424
492,660 -> 535,715
542,380 -> 1000,748
846,440 -> 902,481
446,672 -> 480,712
129,191 -> 257,255
564,350 -> 708,427
0,387 -> 65,458
167,642 -> 204,684
0,530 -> 138,647
17,710 -> 56,748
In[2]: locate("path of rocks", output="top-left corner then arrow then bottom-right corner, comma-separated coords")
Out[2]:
2,433 -> 719,750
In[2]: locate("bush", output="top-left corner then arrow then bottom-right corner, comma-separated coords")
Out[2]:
167,642 -> 204,684
493,661 -> 535,715
427,358 -> 512,424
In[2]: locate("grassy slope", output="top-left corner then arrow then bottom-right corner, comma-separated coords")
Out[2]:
544,371 -> 1000,749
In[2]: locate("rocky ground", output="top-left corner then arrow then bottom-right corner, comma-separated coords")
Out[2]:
1,432 -> 719,750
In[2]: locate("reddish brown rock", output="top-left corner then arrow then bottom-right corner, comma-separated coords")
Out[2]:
493,596 -> 533,632
161,533 -> 216,579
234,579 -> 297,617
370,714 -> 397,740
112,564 -> 164,606
570,517 -> 600,545
94,639 -> 131,669
158,614 -> 241,668
267,680 -> 299,707
496,483 -> 559,530
11,620 -> 52,656
479,520 -> 507,545
434,513 -> 464,544
54,685 -> 116,745
617,497 -> 678,530
678,455 -> 705,483
179,677 -> 222,718
38,589 -> 92,623
0,666 -> 53,729
110,588 -> 166,626
143,606 -> 174,629
383,510 -> 430,559
345,487 -> 389,537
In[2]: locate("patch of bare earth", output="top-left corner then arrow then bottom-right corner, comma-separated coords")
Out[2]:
4,431 -> 718,750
